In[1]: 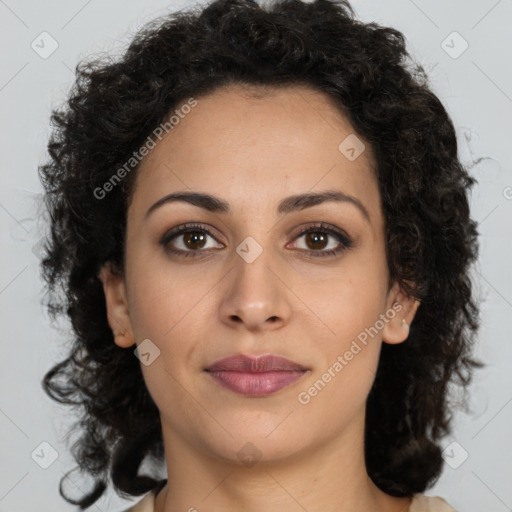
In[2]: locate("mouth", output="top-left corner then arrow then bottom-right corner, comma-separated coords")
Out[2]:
204,354 -> 310,396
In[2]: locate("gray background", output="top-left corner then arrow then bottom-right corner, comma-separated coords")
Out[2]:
1,0 -> 511,511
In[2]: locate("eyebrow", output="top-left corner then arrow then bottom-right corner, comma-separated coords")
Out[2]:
145,189 -> 371,223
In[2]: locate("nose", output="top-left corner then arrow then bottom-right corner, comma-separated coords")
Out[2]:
219,247 -> 292,333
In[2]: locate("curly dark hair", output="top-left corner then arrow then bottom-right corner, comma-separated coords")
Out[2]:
38,0 -> 482,508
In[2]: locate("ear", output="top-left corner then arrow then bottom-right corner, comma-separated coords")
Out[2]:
382,280 -> 421,345
98,263 -> 135,348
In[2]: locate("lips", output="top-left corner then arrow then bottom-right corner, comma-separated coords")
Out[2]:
205,354 -> 308,372
204,354 -> 309,396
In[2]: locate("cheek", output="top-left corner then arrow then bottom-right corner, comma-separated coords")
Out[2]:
296,275 -> 386,423
298,255 -> 388,344
125,266 -> 209,414
296,257 -> 388,396
126,253 -> 215,341
125,256 -> 220,400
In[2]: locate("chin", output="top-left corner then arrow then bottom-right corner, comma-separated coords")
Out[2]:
195,419 -> 315,467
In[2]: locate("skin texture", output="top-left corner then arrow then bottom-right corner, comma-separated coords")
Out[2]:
100,84 -> 420,512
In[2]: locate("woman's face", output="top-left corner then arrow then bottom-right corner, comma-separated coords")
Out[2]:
101,84 -> 418,465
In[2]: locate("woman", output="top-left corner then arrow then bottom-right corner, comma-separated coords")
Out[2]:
38,0 -> 481,510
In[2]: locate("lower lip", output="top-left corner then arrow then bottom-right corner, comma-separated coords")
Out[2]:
205,370 -> 307,396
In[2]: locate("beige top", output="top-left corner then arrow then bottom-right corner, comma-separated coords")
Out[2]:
123,489 -> 457,511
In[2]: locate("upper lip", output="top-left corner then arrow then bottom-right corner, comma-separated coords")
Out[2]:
205,354 -> 309,372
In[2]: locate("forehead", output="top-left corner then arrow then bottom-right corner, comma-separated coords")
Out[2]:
130,83 -> 381,224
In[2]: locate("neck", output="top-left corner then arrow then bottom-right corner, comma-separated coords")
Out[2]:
154,411 -> 412,512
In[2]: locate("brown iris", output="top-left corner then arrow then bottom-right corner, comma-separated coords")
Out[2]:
183,231 -> 207,250
305,231 -> 328,250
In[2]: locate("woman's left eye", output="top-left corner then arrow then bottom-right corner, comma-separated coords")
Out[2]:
290,223 -> 353,258
159,222 -> 353,258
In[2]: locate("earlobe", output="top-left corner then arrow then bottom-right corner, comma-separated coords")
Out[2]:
98,263 -> 135,348
382,281 -> 421,345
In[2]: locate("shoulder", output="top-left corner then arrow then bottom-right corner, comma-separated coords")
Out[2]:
409,494 -> 457,511
121,488 -> 157,512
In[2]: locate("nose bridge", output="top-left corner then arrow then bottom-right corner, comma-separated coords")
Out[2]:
232,236 -> 280,302
219,235 -> 291,330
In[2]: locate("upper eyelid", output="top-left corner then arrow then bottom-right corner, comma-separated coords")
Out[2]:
294,223 -> 351,239
162,223 -> 222,242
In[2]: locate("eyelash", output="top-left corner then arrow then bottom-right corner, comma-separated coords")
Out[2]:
159,222 -> 353,259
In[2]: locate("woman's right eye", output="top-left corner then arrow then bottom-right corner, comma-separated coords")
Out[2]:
159,223 -> 223,258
